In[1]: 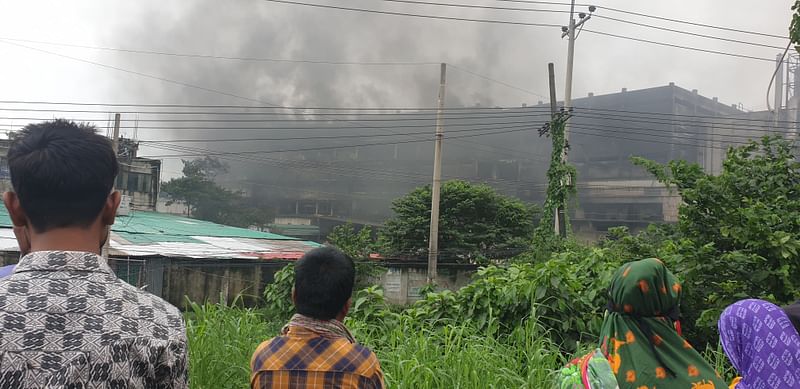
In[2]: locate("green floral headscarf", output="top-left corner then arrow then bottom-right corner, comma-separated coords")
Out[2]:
598,258 -> 726,389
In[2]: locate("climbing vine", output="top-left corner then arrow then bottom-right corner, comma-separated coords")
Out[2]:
535,110 -> 577,239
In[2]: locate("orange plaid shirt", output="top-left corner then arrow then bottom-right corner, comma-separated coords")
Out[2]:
250,325 -> 385,389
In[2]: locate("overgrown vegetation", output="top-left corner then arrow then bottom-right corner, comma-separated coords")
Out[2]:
380,180 -> 538,262
185,137 -> 798,388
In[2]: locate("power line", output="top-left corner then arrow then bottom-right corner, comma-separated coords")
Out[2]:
495,0 -> 788,40
591,14 -> 785,50
0,38 -> 547,155
139,123 -> 540,143
448,64 -> 547,99
0,114 -> 542,123
582,29 -> 774,63
142,125 -> 539,158
0,100 -> 546,112
364,0 -> 786,50
569,124 -> 754,147
260,0 -> 562,28
146,140 -> 552,186
596,4 -> 788,41
573,111 -> 799,134
570,128 -> 743,151
570,122 -> 785,144
0,39 -> 282,106
2,101 -> 798,126
0,37 -> 439,66
573,107 -> 800,126
377,0 -> 569,14
259,0 -> 781,64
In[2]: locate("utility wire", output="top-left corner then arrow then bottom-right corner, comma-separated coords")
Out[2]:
0,100 -> 546,111
495,0 -> 788,40
596,4 -> 789,40
0,39 -> 282,106
0,37 -> 440,66
570,128 -> 745,151
139,123 -> 539,143
260,0 -> 779,63
146,141 -> 552,185
572,107 -> 800,126
0,113 -> 544,122
143,125 -> 538,158
582,29 -> 774,63
591,14 -> 785,50
260,0 -> 562,28
573,111 -> 799,133
368,0 -> 786,50
448,64 -> 547,98
570,122 -> 788,143
377,0 -> 569,14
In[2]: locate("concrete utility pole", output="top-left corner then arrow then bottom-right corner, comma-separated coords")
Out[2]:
427,63 -> 447,285
102,113 -> 121,259
559,1 -> 593,238
547,63 -> 562,236
562,2 -> 594,151
775,53 -> 785,126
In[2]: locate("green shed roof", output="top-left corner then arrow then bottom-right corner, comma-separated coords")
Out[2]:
0,208 -> 298,242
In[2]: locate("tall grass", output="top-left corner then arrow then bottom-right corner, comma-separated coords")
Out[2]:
350,317 -> 566,388
185,299 -> 281,389
186,303 -> 567,389
185,302 -> 737,388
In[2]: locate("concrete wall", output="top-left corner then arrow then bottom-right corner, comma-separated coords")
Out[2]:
144,259 -> 476,309
160,260 -> 290,309
377,262 -> 477,305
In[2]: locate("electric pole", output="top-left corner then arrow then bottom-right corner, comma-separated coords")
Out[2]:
427,63 -> 447,285
559,1 -> 594,237
547,63 -> 561,236
102,113 -> 121,259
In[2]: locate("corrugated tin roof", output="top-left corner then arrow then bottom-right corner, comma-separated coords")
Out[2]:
113,211 -> 296,240
0,208 -> 320,260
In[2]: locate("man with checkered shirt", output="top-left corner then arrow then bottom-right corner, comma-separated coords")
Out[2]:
0,120 -> 188,388
250,247 -> 384,389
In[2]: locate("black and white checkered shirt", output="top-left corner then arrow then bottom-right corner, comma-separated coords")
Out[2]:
0,251 -> 188,388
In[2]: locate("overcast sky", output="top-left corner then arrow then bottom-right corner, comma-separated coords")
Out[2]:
0,0 -> 792,176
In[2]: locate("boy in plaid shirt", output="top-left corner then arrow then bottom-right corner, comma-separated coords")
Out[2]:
250,247 -> 384,389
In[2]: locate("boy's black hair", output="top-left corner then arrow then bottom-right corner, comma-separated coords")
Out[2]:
7,119 -> 118,232
294,246 -> 355,320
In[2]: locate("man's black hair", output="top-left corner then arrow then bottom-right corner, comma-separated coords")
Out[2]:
294,246 -> 355,320
7,119 -> 118,232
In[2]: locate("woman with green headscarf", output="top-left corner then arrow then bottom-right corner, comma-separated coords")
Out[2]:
599,258 -> 726,389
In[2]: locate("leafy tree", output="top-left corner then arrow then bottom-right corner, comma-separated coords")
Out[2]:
327,223 -> 375,259
161,157 -> 273,228
633,136 -> 800,344
380,180 -> 537,262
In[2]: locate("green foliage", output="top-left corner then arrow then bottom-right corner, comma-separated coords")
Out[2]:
162,157 -> 273,228
327,223 -> 375,259
535,112 -> 577,241
634,136 -> 800,346
381,180 -> 537,262
262,263 -> 295,320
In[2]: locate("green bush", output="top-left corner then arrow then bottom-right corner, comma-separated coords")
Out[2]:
262,263 -> 295,320
634,136 -> 800,346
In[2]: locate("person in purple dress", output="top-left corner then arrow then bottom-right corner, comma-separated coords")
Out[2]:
719,299 -> 800,388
